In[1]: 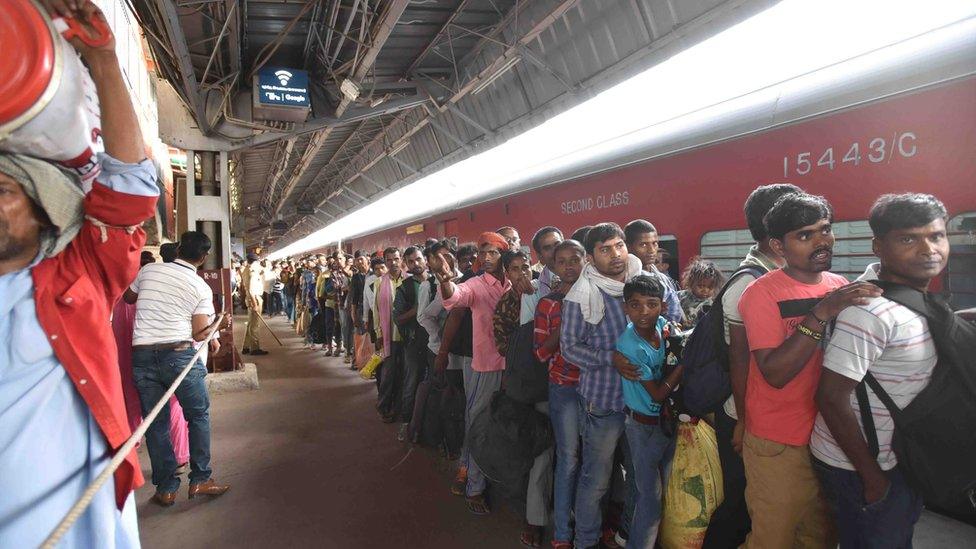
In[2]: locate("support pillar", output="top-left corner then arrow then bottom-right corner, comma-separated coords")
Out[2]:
178,150 -> 239,372
178,150 -> 233,268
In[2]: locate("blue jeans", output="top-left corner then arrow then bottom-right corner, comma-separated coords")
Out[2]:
340,308 -> 354,352
132,346 -> 213,493
575,396 -> 626,548
550,383 -> 583,542
321,307 -> 336,346
284,291 -> 295,321
813,458 -> 923,548
270,290 -> 284,316
625,417 -> 675,549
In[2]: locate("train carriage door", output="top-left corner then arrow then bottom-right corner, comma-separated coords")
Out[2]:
948,212 -> 976,311
440,218 -> 459,240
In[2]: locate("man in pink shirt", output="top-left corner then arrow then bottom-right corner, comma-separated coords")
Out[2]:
430,232 -> 511,515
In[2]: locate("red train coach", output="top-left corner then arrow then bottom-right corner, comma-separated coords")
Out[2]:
343,20 -> 976,309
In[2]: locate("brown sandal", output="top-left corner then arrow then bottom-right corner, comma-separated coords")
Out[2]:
466,493 -> 490,515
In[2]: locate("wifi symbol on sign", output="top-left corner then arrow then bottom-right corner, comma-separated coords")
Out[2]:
275,70 -> 293,85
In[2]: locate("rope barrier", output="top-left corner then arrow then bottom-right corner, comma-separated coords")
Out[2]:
40,314 -> 227,549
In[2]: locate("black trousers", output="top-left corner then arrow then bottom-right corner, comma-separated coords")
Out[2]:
377,342 -> 403,417
702,408 -> 751,548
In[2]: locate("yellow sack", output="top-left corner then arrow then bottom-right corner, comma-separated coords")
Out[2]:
660,421 -> 724,549
359,353 -> 383,380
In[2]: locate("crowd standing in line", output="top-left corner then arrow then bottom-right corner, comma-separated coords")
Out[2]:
0,5 -> 963,547
255,177 -> 957,549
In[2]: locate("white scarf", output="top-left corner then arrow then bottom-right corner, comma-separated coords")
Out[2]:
564,254 -> 643,324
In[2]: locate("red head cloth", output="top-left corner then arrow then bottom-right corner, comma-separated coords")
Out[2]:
477,231 -> 509,252
472,231 -> 508,273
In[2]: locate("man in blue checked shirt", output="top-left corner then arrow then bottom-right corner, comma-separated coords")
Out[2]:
560,223 -> 683,549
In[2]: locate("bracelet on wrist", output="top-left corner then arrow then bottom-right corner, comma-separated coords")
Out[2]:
796,323 -> 824,341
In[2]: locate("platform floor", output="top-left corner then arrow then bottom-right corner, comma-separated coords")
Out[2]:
134,314 -> 976,548
135,314 -> 523,548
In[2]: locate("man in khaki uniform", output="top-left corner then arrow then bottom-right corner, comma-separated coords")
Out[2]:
242,253 -> 269,355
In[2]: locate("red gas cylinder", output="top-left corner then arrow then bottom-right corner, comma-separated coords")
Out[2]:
0,0 -> 110,191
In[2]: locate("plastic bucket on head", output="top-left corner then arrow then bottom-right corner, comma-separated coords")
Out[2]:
0,0 -> 105,191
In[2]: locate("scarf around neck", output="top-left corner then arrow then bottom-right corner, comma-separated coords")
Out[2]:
564,254 -> 643,324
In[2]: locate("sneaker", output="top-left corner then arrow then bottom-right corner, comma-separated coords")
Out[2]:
343,355 -> 353,364
250,349 -> 268,356
397,422 -> 409,442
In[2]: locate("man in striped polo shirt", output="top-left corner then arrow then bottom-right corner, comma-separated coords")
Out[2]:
125,231 -> 230,506
813,194 -> 949,548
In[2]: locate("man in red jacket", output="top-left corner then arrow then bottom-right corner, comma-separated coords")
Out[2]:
0,2 -> 159,546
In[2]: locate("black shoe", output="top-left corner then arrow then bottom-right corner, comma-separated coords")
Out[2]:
241,348 -> 251,355
250,349 -> 269,356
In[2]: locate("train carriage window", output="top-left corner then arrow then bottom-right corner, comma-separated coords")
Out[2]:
947,212 -> 976,311
699,221 -> 878,281
657,235 -> 679,282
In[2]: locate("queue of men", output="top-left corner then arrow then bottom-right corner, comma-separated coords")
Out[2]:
257,185 -> 958,549
0,3 -> 966,548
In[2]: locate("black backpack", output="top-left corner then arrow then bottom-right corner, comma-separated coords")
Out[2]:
681,266 -> 766,417
855,281 -> 976,523
503,321 -> 549,404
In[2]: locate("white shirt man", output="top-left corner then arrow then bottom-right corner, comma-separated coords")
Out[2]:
130,258 -> 215,345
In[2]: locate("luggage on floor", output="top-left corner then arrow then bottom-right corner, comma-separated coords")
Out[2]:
660,420 -> 724,549
359,353 -> 383,380
354,332 -> 372,369
468,390 -> 553,488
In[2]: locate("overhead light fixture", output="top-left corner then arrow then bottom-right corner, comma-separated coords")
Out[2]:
473,55 -> 522,95
388,140 -> 410,156
340,78 -> 361,101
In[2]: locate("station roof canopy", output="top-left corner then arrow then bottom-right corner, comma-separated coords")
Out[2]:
131,0 -> 778,251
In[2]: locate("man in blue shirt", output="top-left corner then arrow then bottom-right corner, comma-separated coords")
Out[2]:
615,275 -> 684,548
561,223 -> 645,548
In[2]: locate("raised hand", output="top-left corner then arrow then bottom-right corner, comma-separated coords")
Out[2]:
430,250 -> 456,281
41,1 -> 116,55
